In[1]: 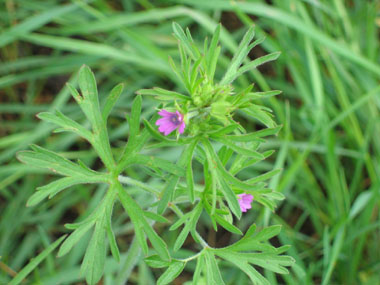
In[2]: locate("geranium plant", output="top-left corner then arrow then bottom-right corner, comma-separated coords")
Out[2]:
16,23 -> 294,285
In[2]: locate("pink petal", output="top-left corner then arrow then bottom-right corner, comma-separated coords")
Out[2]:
178,122 -> 186,134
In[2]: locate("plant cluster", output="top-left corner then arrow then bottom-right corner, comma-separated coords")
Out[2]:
17,23 -> 294,284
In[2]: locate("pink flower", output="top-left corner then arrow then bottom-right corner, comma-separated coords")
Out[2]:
238,193 -> 253,212
156,109 -> 185,136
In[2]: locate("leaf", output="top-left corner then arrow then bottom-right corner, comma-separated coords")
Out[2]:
134,154 -> 185,177
193,253 -> 205,284
157,261 -> 186,285
246,169 -> 281,184
172,22 -> 199,60
143,211 -> 169,223
117,183 -> 170,261
169,212 -> 191,231
216,251 -> 270,285
217,177 -> 241,219
204,250 -> 225,285
77,65 -> 102,129
213,137 -> 264,159
173,222 -> 191,251
58,220 -> 95,257
202,139 -> 241,218
138,87 -> 190,101
144,255 -> 171,268
213,214 -> 243,235
142,219 -> 171,262
102,83 -> 124,122
206,24 -> 221,80
105,202 -> 120,262
221,26 -> 255,85
157,175 -> 179,214
233,52 -> 281,82
17,145 -> 105,178
37,110 -> 92,141
226,126 -> 282,142
9,235 -> 66,285
81,216 -> 107,285
185,139 -> 198,202
253,225 -> 282,241
208,123 -> 240,137
244,105 -> 277,128
130,95 -> 142,139
27,176 -> 89,207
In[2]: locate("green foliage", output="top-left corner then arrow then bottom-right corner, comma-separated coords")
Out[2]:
16,66 -> 178,284
2,1 -> 378,284
14,23 -> 293,283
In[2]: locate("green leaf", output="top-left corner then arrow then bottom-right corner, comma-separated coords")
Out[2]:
81,216 -> 107,285
143,211 -> 169,223
58,220 -> 95,257
185,139 -> 198,202
226,126 -> 282,142
37,110 -> 92,141
157,175 -> 179,214
76,65 -> 102,129
244,105 -> 277,128
169,212 -> 191,231
105,202 -> 120,262
216,251 -> 270,285
117,183 -> 170,261
138,87 -> 190,101
130,95 -> 142,139
206,24 -> 221,80
193,253 -> 205,284
157,261 -> 186,285
204,250 -> 225,285
144,255 -> 171,268
27,176 -> 89,207
134,154 -> 185,177
213,137 -> 264,159
142,219 -> 171,262
172,22 -> 199,60
239,90 -> 282,104
173,223 -> 191,251
17,145 -> 105,178
221,25 -> 255,85
233,52 -> 281,82
102,83 -> 124,122
213,214 -> 243,235
246,169 -> 282,184
202,139 -> 241,218
9,235 -> 66,285
253,225 -> 282,241
208,124 -> 240,137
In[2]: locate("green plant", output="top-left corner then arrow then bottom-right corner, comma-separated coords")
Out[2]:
15,24 -> 293,284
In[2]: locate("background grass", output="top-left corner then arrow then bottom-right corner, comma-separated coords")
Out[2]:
1,0 -> 379,284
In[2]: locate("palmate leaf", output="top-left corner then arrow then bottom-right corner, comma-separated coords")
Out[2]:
212,225 -> 294,284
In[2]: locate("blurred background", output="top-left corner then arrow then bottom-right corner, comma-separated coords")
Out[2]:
0,0 -> 379,284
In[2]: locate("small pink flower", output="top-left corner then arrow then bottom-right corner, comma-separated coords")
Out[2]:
156,109 -> 186,136
238,193 -> 253,212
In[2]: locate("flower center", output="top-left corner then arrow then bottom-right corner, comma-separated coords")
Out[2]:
171,115 -> 180,124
